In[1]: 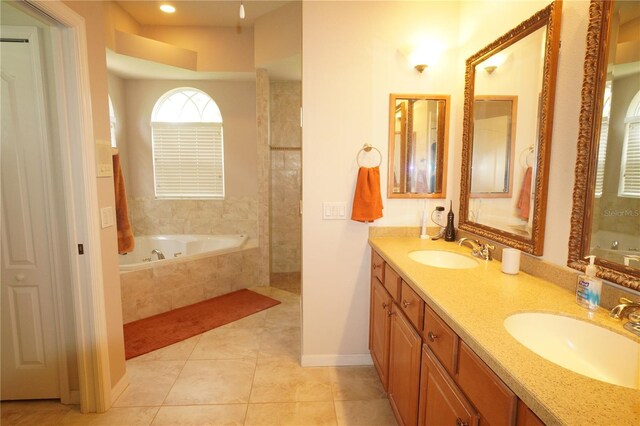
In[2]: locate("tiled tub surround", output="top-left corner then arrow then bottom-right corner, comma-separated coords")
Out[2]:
120,240 -> 261,324
369,236 -> 640,426
127,196 -> 259,239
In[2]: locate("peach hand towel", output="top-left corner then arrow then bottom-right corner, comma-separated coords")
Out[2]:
113,153 -> 135,254
516,166 -> 533,220
351,166 -> 383,222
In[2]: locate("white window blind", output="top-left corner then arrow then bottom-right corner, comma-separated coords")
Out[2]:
152,123 -> 224,199
619,119 -> 640,198
595,117 -> 608,198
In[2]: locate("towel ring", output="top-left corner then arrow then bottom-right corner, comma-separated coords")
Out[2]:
519,144 -> 534,168
356,143 -> 382,167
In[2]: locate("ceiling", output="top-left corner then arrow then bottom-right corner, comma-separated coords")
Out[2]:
109,1 -> 300,81
115,1 -> 292,27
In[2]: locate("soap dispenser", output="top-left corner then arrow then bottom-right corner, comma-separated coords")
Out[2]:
576,255 -> 602,311
444,201 -> 456,242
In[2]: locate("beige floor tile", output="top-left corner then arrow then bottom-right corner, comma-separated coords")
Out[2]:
264,303 -> 300,329
164,359 -> 256,405
334,399 -> 398,426
60,406 -> 159,425
329,366 -> 387,401
190,327 -> 261,360
151,404 -> 246,425
131,335 -> 201,362
113,360 -> 185,407
0,400 -> 73,426
221,311 -> 268,330
258,326 -> 301,360
245,402 -> 336,426
250,357 -> 333,403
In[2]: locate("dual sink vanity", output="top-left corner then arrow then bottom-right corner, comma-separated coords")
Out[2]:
368,237 -> 639,426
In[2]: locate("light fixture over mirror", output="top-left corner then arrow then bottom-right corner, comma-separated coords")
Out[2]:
459,1 -> 562,255
387,94 -> 449,199
568,0 -> 640,290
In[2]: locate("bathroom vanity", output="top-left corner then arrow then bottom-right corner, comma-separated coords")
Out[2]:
369,237 -> 639,426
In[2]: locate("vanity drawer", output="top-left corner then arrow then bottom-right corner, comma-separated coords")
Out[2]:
400,280 -> 424,332
457,341 -> 517,426
384,264 -> 401,302
423,305 -> 458,375
371,250 -> 385,284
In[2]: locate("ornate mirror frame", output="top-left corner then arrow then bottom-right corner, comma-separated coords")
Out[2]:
568,0 -> 640,290
459,2 -> 562,255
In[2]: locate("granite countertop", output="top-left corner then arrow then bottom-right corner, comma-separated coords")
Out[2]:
369,236 -> 640,426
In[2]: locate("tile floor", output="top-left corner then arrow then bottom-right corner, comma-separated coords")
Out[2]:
1,287 -> 398,425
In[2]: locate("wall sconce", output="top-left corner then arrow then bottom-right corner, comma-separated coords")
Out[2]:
414,64 -> 428,74
401,41 -> 443,75
484,65 -> 497,74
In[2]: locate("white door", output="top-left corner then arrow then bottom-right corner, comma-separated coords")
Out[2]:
1,26 -> 61,399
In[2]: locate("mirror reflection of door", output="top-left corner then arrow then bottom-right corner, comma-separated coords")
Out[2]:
470,96 -> 517,197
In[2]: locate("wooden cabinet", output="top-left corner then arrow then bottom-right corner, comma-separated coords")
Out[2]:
388,303 -> 422,426
419,346 -> 479,426
369,249 -> 544,426
457,341 -> 517,426
370,278 -> 392,390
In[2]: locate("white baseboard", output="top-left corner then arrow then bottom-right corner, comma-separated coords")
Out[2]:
301,353 -> 373,367
110,372 -> 129,406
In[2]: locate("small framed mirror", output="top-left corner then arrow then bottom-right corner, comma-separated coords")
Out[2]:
459,2 -> 562,255
388,94 -> 449,199
568,0 -> 640,290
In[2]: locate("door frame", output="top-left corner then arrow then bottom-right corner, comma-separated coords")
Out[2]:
22,0 -> 112,413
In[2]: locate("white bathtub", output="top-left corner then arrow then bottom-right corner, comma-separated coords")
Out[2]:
119,234 -> 249,272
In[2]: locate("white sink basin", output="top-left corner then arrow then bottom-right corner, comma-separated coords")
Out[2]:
408,250 -> 479,269
504,312 -> 640,389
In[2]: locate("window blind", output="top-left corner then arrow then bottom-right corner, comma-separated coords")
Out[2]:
619,119 -> 640,198
152,122 -> 224,199
594,117 -> 608,198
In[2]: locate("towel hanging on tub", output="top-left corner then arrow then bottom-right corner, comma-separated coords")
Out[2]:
351,166 -> 383,222
113,153 -> 135,253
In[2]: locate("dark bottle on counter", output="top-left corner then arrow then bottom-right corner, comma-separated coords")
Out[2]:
444,201 -> 456,242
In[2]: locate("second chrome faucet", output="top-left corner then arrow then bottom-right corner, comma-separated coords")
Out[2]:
458,238 -> 495,261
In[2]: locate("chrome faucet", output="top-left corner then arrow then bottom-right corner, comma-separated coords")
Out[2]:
151,249 -> 165,260
609,297 -> 640,320
458,238 -> 495,261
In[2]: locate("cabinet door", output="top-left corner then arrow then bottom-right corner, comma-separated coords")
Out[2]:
371,278 -> 392,390
388,304 -> 422,426
516,400 -> 545,426
419,346 -> 479,426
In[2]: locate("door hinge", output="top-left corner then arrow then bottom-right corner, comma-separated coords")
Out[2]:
78,244 -> 84,255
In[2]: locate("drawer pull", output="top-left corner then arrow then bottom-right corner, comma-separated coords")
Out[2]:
456,418 -> 468,426
402,299 -> 411,308
427,331 -> 438,342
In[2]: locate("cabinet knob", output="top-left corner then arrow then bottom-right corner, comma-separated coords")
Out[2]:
373,263 -> 381,270
402,299 -> 411,308
427,331 -> 438,342
456,418 -> 468,426
15,274 -> 25,281
382,302 -> 387,309
387,310 -> 394,317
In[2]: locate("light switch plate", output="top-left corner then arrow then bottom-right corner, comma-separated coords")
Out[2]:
100,206 -> 114,228
322,202 -> 348,220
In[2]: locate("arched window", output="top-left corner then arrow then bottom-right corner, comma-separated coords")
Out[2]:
619,90 -> 640,198
151,88 -> 224,199
108,96 -> 117,148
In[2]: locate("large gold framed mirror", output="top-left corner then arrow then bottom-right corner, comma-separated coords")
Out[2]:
459,1 -> 562,255
568,0 -> 640,290
388,94 -> 449,199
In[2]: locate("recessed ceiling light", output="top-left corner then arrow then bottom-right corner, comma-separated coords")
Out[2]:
159,4 -> 176,14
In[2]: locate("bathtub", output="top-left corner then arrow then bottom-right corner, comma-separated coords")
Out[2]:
119,234 -> 249,272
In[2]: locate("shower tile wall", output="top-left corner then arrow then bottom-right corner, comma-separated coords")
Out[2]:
270,81 -> 302,291
128,196 -> 259,239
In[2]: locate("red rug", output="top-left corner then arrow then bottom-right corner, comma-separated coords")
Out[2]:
123,289 -> 280,359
